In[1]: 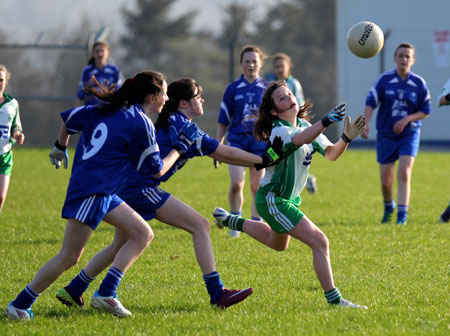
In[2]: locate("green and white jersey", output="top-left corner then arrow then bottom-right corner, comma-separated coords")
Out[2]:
259,118 -> 332,202
0,94 -> 22,154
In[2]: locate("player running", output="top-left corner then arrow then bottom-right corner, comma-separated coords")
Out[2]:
5,71 -> 194,320
54,78 -> 282,311
361,42 -> 431,225
213,81 -> 368,309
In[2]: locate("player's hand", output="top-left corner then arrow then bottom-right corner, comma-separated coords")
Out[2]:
173,122 -> 199,154
213,159 -> 221,168
361,124 -> 370,139
393,118 -> 408,134
49,140 -> 69,169
13,131 -> 25,145
255,136 -> 284,170
341,115 -> 366,143
321,102 -> 346,127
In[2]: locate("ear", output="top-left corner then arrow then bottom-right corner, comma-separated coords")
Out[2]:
270,108 -> 278,117
179,100 -> 188,109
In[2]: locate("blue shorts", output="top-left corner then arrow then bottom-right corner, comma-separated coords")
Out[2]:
119,186 -> 171,221
227,132 -> 267,156
376,132 -> 420,164
62,194 -> 123,230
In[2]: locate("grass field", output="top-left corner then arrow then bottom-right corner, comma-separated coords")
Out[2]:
1,147 -> 449,335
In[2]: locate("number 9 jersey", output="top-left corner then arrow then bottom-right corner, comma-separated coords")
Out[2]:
60,103 -> 163,203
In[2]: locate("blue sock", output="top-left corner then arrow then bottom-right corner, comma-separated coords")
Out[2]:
231,211 -> 242,216
397,205 -> 408,222
13,285 -> 40,309
66,268 -> 95,297
98,266 -> 124,297
203,271 -> 224,303
384,200 -> 396,212
251,216 -> 262,221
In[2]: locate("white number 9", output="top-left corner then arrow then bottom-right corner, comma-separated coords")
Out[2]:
82,123 -> 108,160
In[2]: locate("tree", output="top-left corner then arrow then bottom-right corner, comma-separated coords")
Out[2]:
120,0 -> 197,72
218,1 -> 251,82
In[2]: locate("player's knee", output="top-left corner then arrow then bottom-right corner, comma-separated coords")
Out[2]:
313,231 -> 329,253
230,181 -> 244,193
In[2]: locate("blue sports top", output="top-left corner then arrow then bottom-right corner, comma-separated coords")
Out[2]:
77,64 -> 122,105
120,111 -> 219,192
61,103 -> 163,202
217,75 -> 268,134
365,69 -> 431,136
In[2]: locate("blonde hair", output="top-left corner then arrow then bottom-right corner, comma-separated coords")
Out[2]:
0,65 -> 11,81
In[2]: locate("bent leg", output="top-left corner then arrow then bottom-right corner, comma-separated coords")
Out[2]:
288,215 -> 335,291
29,219 -> 93,293
84,228 -> 129,278
249,167 -> 264,219
156,196 -> 216,274
102,202 -> 153,273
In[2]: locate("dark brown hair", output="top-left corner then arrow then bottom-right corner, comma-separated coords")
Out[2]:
84,70 -> 165,114
155,78 -> 202,129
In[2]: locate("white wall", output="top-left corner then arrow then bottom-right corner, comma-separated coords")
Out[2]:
336,0 -> 450,142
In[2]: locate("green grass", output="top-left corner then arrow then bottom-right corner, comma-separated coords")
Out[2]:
1,148 -> 449,335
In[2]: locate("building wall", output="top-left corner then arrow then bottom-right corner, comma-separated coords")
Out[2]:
336,0 -> 450,143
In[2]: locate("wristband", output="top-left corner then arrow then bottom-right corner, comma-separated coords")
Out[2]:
341,133 -> 352,143
321,117 -> 332,128
266,147 -> 279,161
54,140 -> 67,151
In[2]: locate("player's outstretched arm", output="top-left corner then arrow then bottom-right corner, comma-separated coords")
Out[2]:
210,136 -> 283,169
293,102 -> 346,147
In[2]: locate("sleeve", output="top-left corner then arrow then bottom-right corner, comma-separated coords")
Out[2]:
191,129 -> 219,156
418,79 -> 431,115
11,99 -> 22,133
312,133 -> 333,156
61,105 -> 93,134
76,67 -> 89,100
133,115 -> 163,175
217,84 -> 234,125
438,78 -> 450,102
365,75 -> 383,108
114,66 -> 123,87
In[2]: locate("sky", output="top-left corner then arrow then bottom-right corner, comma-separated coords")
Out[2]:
1,0 -> 278,42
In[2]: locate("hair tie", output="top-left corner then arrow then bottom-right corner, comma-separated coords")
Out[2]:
130,77 -> 134,83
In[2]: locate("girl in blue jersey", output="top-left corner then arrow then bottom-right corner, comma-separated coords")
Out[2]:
5,71 -> 198,320
76,40 -> 122,106
55,78 -> 282,310
362,42 -> 431,225
0,65 -> 25,213
216,45 -> 268,237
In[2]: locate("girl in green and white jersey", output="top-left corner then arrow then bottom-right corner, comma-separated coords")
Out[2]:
213,81 -> 367,308
0,65 -> 24,213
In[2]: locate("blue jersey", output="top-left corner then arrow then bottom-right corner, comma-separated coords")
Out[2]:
62,103 -> 163,203
218,75 -> 268,134
365,70 -> 431,137
120,111 -> 219,192
77,64 -> 122,105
